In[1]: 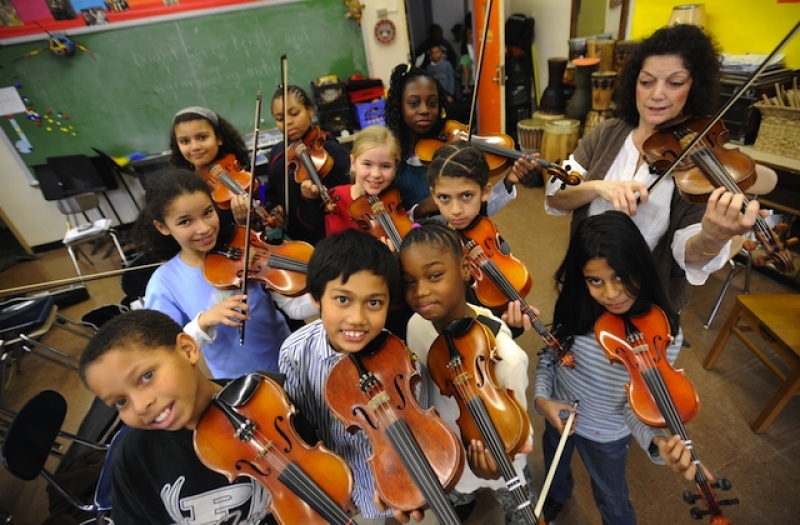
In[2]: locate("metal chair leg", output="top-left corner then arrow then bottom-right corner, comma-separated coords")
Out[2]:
18,334 -> 79,372
704,259 -> 737,329
109,229 -> 129,267
66,246 -> 83,282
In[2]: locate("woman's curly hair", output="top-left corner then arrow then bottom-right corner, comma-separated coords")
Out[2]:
614,24 -> 721,126
168,111 -> 249,170
385,63 -> 448,160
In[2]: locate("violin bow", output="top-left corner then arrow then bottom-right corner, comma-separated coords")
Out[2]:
533,401 -> 578,521
466,0 -> 493,141
238,91 -> 263,345
281,53 -> 290,233
647,21 -> 800,196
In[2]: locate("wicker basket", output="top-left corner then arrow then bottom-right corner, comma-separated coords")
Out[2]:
753,100 -> 800,160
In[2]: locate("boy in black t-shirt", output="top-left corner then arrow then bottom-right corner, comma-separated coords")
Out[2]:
78,310 -> 277,525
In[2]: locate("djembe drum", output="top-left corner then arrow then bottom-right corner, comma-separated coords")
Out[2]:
517,118 -> 545,154
583,71 -> 617,137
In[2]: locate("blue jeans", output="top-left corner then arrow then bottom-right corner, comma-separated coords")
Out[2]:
542,421 -> 636,525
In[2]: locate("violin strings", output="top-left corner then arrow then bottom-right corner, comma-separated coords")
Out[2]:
231,422 -> 353,523
358,363 -> 461,525
685,133 -> 774,240
368,195 -> 404,250
267,253 -> 308,273
471,246 -> 569,363
443,330 -> 537,521
624,319 -> 718,507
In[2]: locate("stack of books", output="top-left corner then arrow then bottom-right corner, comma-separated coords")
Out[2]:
720,53 -> 793,86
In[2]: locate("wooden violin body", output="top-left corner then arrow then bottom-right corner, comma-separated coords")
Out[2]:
460,217 -> 575,368
595,305 -> 699,427
194,374 -> 357,525
460,217 -> 532,310
324,332 -> 464,523
595,304 -> 738,522
644,115 -> 795,274
428,317 -> 540,524
287,126 -> 334,183
348,187 -> 412,249
203,225 -> 312,296
196,154 -> 256,210
644,116 -> 756,203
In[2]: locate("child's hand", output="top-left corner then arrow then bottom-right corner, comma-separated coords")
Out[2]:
506,155 -> 538,189
655,434 -> 714,483
467,439 -> 501,480
373,491 -> 427,523
198,294 -> 249,332
501,300 -> 534,331
269,206 -> 287,230
230,194 -> 252,225
300,179 -> 321,200
535,397 -> 577,435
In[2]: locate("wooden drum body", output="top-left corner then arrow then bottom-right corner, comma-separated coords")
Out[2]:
541,119 -> 580,163
584,71 -> 617,137
516,118 -> 545,153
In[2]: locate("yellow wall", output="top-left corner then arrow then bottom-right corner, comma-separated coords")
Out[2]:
630,1 -> 800,69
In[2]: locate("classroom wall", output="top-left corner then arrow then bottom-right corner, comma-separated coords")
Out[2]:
360,0 -> 413,84
631,0 -> 800,70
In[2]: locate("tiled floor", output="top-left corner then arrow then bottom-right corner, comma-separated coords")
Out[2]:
1,186 -> 798,525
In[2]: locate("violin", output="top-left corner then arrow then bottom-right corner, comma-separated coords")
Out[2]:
287,126 -> 338,214
644,117 -> 795,274
460,217 -> 575,368
196,154 -> 276,227
348,187 -> 413,250
595,303 -> 739,523
203,225 -> 312,297
428,317 -> 539,524
324,331 -> 465,524
194,374 -> 358,525
414,120 -> 582,188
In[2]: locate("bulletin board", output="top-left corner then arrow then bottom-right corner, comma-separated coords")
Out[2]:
0,0 -> 368,167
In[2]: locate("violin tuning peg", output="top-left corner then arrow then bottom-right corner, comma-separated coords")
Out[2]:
683,491 -> 701,504
742,239 -> 759,251
785,236 -> 799,247
690,507 -> 710,520
720,498 -> 740,506
712,478 -> 732,491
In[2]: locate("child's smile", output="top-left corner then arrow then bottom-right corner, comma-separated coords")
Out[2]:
174,119 -> 222,169
315,271 -> 391,354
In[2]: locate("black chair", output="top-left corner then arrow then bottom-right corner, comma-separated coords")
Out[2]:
0,297 -> 91,403
1,390 -> 119,524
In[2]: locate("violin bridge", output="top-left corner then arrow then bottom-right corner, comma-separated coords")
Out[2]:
253,439 -> 275,460
366,391 -> 390,411
451,372 -> 472,387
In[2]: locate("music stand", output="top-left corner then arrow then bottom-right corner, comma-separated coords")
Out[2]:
91,148 -> 142,212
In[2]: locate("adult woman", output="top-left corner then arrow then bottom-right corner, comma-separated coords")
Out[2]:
529,24 -> 775,313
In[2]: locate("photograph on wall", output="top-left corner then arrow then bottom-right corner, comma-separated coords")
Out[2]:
0,0 -> 290,39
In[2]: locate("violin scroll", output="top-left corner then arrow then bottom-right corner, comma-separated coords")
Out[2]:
683,478 -> 739,524
540,159 -> 583,189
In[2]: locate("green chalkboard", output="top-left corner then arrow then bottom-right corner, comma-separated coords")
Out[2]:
0,0 -> 367,167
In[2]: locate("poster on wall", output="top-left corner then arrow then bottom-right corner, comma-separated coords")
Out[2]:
0,0 -> 295,41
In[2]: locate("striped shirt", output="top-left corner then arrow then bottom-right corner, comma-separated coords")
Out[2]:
533,327 -> 684,462
279,320 -> 429,518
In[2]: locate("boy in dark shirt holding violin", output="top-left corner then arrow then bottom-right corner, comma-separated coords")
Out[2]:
78,309 -> 278,525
